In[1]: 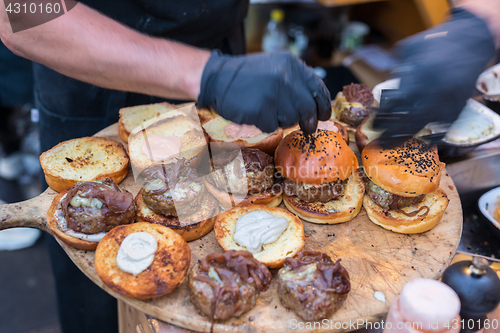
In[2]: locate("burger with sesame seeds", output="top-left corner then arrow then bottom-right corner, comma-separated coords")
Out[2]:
361,138 -> 449,234
274,130 -> 365,224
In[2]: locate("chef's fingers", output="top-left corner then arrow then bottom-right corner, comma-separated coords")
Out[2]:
293,78 -> 319,136
298,61 -> 332,122
299,111 -> 317,136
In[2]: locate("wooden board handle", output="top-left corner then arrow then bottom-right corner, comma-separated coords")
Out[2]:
0,195 -> 51,233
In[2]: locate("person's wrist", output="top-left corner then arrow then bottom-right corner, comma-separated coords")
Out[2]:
184,49 -> 211,101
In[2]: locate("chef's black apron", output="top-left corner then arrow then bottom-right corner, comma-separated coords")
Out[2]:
36,2 -> 248,332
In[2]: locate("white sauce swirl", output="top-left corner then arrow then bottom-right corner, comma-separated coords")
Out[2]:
116,232 -> 158,275
233,210 -> 288,254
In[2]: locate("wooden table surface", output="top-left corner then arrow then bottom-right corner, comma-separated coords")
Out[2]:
0,122 -> 463,333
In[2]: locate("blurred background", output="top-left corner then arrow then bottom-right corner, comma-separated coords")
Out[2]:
2,0 -> 500,332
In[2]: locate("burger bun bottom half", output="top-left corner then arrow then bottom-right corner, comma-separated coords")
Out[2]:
135,190 -> 218,242
283,171 -> 365,224
363,188 -> 449,234
214,205 -> 305,268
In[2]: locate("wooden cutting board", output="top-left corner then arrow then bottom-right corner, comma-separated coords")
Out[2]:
0,123 -> 462,333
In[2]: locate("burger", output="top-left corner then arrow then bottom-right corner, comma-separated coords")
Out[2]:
46,178 -> 136,250
274,130 -> 364,224
332,83 -> 378,141
361,139 -> 449,234
205,147 -> 283,208
134,159 -> 219,241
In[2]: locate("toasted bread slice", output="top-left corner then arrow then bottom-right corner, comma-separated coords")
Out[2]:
127,111 -> 207,173
118,102 -> 178,142
283,120 -> 350,145
40,137 -> 129,192
203,116 -> 283,155
205,177 -> 283,209
95,222 -> 190,299
283,170 -> 365,224
134,190 -> 218,242
363,187 -> 449,234
214,205 -> 305,268
196,107 -> 218,124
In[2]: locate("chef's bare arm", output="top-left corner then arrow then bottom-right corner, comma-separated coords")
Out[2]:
0,1 -> 210,101
455,0 -> 500,47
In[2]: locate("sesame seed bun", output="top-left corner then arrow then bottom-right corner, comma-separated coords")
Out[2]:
282,119 -> 350,146
275,131 -> 358,185
361,139 -> 445,197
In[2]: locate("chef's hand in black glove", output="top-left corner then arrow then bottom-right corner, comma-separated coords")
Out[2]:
197,51 -> 331,135
373,8 -> 496,148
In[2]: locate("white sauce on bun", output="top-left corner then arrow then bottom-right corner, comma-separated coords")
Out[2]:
116,232 -> 158,275
233,210 -> 288,253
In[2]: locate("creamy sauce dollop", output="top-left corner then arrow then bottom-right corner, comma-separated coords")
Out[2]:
116,232 -> 158,275
233,210 -> 288,253
445,106 -> 494,143
141,135 -> 181,161
224,123 -> 263,139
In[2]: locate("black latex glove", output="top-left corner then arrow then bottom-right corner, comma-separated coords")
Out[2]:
373,8 -> 496,148
198,51 -> 331,135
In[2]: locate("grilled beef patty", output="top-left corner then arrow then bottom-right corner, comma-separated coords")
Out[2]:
277,251 -> 350,321
210,148 -> 275,195
364,178 -> 425,212
62,179 -> 135,234
283,178 -> 348,203
188,251 -> 271,321
141,161 -> 205,217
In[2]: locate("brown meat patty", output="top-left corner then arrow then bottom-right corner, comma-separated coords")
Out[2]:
141,161 -> 205,217
277,251 -> 350,321
61,179 -> 135,234
364,178 -> 424,212
188,251 -> 271,321
210,148 -> 275,195
283,178 -> 348,203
